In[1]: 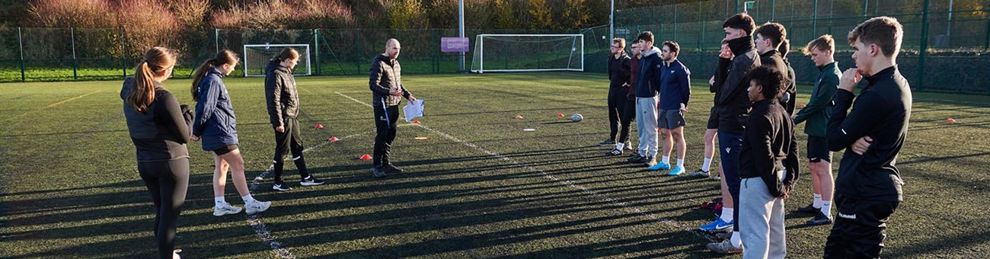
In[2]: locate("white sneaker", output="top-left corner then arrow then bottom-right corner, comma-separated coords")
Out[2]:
245,200 -> 271,215
213,202 -> 243,216
172,249 -> 182,259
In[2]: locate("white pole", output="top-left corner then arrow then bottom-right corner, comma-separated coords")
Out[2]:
609,0 -> 615,41
459,0 -> 466,72
947,0 -> 954,46
479,35 -> 484,74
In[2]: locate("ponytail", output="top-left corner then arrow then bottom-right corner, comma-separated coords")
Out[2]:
127,47 -> 176,112
272,47 -> 299,63
191,49 -> 238,102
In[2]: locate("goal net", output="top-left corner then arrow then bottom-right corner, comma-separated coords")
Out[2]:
242,44 -> 312,77
470,34 -> 584,73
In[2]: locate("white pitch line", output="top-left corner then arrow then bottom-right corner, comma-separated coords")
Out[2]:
246,214 -> 295,259
332,91 -> 686,230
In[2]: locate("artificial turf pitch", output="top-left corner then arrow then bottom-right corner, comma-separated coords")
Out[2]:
1,73 -> 988,258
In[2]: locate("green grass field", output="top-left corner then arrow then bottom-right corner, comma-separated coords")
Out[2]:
1,73 -> 988,258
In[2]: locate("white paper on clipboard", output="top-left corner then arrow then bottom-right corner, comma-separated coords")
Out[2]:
403,99 -> 424,122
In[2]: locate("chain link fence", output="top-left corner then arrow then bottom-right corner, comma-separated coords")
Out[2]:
613,0 -> 990,94
0,27 -> 580,82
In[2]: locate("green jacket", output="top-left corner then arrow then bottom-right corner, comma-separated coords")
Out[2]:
794,62 -> 840,137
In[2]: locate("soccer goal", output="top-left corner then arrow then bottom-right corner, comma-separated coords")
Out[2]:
470,34 -> 584,73
242,44 -> 312,77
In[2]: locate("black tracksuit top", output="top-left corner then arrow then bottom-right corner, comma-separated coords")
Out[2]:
828,66 -> 912,202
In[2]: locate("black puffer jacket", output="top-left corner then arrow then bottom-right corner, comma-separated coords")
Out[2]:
369,54 -> 411,107
265,60 -> 300,129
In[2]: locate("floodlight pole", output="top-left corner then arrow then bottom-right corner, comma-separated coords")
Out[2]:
609,0 -> 615,41
459,0 -> 465,72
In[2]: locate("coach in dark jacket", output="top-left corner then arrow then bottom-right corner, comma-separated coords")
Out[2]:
369,38 -> 416,178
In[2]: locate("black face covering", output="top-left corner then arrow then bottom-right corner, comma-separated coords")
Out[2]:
726,35 -> 755,56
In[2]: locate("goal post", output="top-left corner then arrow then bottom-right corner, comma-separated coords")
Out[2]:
242,44 -> 312,77
470,34 -> 584,73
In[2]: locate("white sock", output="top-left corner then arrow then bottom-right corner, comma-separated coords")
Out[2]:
661,155 -> 670,164
822,201 -> 832,216
214,196 -> 226,207
702,157 -> 713,171
813,194 -> 823,208
241,194 -> 256,205
615,142 -> 625,150
730,231 -> 742,247
677,159 -> 685,168
720,208 -> 734,223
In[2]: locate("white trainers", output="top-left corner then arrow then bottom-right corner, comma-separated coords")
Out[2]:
172,249 -> 182,259
245,200 -> 271,215
212,202 -> 243,216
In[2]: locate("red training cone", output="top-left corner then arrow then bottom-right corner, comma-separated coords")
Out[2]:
946,117 -> 957,124
328,136 -> 339,142
358,154 -> 372,161
315,123 -> 325,129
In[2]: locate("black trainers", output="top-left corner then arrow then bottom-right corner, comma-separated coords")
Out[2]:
299,176 -> 326,186
272,182 -> 292,192
383,164 -> 404,174
796,204 -> 820,214
628,154 -> 647,163
807,211 -> 833,225
599,139 -> 615,145
606,148 -> 622,156
370,166 -> 387,178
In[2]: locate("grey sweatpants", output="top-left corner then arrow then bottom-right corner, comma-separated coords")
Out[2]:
740,177 -> 787,259
635,96 -> 658,157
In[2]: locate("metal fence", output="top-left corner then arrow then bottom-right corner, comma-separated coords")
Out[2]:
1,0 -> 988,94
0,27 -> 586,82
613,0 -> 990,94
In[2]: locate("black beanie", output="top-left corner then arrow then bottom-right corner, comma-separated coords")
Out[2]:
723,13 -> 756,35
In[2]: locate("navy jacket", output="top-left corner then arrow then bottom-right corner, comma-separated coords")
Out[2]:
635,47 -> 662,98
193,67 -> 239,151
828,66 -> 912,202
659,59 -> 691,110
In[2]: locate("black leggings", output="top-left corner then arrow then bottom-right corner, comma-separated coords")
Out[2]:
374,102 -> 400,166
138,158 -> 189,259
272,117 -> 310,183
607,87 -> 629,142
